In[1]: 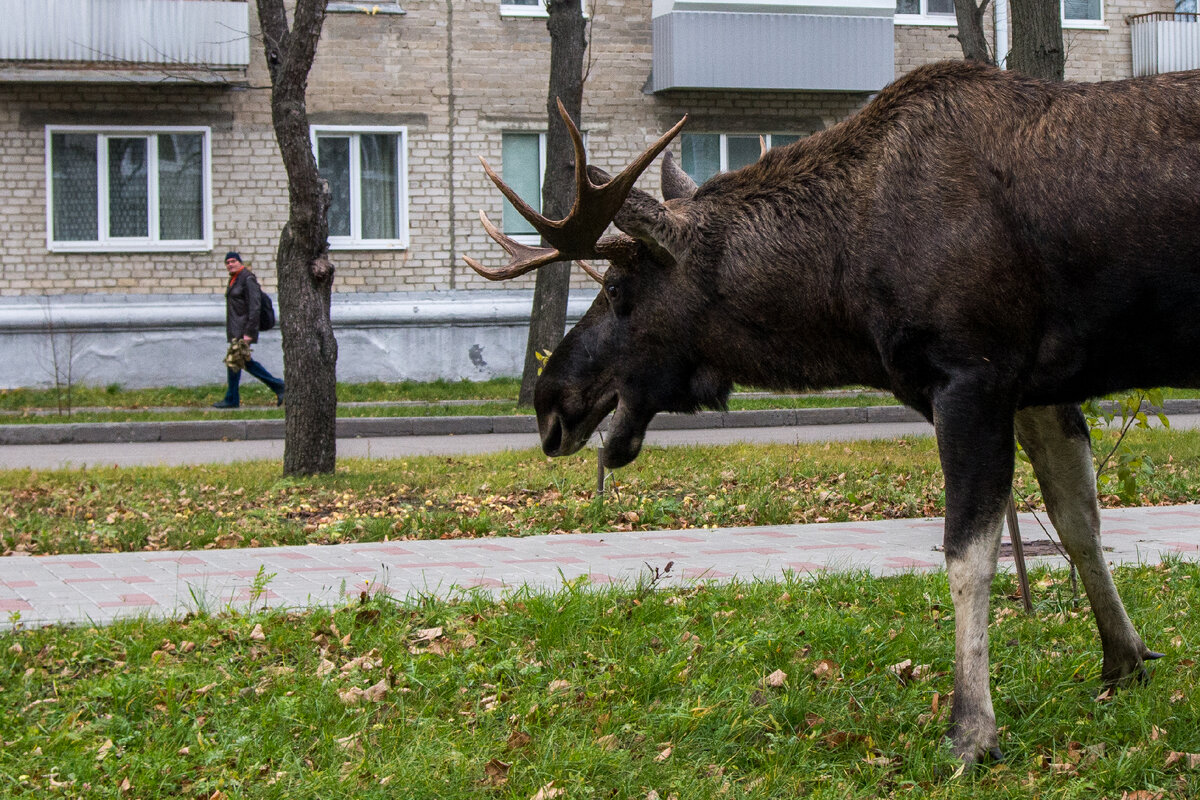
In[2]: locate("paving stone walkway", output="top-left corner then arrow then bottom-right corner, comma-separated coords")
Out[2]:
3,505 -> 1198,628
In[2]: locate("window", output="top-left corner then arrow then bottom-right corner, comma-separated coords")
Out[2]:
895,0 -> 955,23
679,133 -> 802,185
312,126 -> 409,249
45,127 -> 211,252
1063,0 -> 1102,24
500,0 -> 546,17
501,132 -> 545,244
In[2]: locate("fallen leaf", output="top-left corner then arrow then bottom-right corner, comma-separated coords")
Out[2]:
316,659 -> 336,677
1170,689 -> 1186,703
547,680 -> 571,694
1121,792 -> 1165,800
1094,688 -> 1115,703
530,781 -> 565,800
483,758 -> 510,786
335,733 -> 363,752
596,734 -> 619,751
249,624 -> 266,641
1165,751 -> 1200,770
96,739 -> 114,761
413,626 -> 443,642
762,669 -> 787,688
655,745 -> 673,762
507,729 -> 532,750
812,659 -> 838,680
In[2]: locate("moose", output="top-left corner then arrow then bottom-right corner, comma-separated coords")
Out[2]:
464,60 -> 1200,763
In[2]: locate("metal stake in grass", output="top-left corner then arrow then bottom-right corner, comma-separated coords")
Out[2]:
1006,494 -> 1033,613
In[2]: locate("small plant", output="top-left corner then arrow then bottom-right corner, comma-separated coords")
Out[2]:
1083,389 -> 1169,502
247,564 -> 277,611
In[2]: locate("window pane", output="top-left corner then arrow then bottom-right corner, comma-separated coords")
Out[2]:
318,136 -> 352,237
1178,0 -> 1197,13
359,134 -> 399,240
681,133 -> 720,184
107,137 -> 148,238
726,136 -> 761,171
51,133 -> 98,242
157,133 -> 204,240
895,0 -> 919,13
502,133 -> 541,236
1064,0 -> 1099,18
771,134 -> 802,148
927,0 -> 955,13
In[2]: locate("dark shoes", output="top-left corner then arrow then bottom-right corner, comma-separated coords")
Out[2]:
212,400 -> 240,409
275,391 -> 285,407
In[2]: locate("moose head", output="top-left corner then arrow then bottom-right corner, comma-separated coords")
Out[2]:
464,101 -> 726,469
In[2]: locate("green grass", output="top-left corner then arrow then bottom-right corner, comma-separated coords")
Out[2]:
3,562 -> 1199,798
0,382 -> 896,424
6,427 -> 1200,556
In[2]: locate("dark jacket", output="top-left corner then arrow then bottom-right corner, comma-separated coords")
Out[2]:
225,268 -> 262,343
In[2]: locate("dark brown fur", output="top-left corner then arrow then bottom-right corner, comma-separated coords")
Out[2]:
482,60 -> 1198,763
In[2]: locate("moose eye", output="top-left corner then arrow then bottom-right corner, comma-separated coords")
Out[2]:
605,283 -> 619,301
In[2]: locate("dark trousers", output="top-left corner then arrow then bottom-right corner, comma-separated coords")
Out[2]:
223,360 -> 284,405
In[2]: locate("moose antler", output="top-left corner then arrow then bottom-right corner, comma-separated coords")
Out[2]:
464,99 -> 687,281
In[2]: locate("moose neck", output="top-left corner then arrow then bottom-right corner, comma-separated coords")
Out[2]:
685,125 -> 892,395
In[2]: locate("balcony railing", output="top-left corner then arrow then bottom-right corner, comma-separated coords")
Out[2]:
1130,12 -> 1200,77
0,0 -> 249,70
650,0 -> 894,93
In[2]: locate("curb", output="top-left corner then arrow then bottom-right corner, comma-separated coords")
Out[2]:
0,405 -> 928,446
3,399 -> 1195,447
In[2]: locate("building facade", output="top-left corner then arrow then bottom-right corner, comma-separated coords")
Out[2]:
0,0 -> 1192,387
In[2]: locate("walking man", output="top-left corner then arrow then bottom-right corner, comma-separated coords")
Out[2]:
213,252 -> 285,409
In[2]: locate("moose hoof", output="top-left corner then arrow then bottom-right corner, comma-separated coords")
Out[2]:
1102,649 -> 1161,687
946,722 -> 1003,766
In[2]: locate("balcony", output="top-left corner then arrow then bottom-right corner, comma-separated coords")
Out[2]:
650,0 -> 894,93
1130,12 -> 1200,77
0,0 -> 250,84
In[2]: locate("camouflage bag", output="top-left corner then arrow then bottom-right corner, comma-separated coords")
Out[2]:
224,338 -> 252,371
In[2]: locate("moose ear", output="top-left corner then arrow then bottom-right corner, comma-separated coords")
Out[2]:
584,165 -> 686,266
661,150 -> 697,200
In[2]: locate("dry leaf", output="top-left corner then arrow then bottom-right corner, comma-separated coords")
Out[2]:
1170,689 -> 1186,704
483,758 -> 510,786
655,745 -> 673,762
596,734 -> 619,751
530,781 -> 565,800
1151,725 -> 1167,741
335,734 -> 363,752
413,626 -> 443,642
96,739 -> 114,761
812,659 -> 838,680
363,678 -> 388,703
119,777 -> 132,793
507,729 -> 533,750
548,680 -> 572,694
888,659 -> 913,682
249,624 -> 266,641
316,659 -> 336,677
1165,751 -> 1200,770
803,712 -> 825,729
763,669 -> 787,688
1094,688 -> 1115,703
338,686 -> 366,706
1121,792 -> 1165,800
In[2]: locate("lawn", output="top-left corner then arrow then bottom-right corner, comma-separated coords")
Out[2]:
2,561 -> 1198,799
5,428 -> 1200,556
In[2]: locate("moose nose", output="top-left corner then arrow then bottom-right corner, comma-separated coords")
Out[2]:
540,413 -> 565,456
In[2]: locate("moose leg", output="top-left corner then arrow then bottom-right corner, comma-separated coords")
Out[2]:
1014,404 -> 1161,684
933,387 -> 1014,763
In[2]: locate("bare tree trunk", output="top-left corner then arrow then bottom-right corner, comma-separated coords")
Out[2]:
257,0 -> 339,475
518,0 -> 587,407
952,0 -> 994,65
1009,0 -> 1064,80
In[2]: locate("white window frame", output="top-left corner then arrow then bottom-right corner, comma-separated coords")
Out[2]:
1062,0 -> 1105,30
680,133 -> 799,183
44,126 -> 213,253
310,125 -> 410,251
500,0 -> 547,17
894,0 -> 956,26
502,132 -> 547,246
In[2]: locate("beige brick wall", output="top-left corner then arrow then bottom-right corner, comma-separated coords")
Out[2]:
0,0 -> 1179,297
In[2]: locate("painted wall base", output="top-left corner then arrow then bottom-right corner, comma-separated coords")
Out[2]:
0,291 -> 592,390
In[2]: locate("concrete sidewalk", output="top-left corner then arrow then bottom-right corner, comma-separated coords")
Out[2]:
3,504 -> 1198,628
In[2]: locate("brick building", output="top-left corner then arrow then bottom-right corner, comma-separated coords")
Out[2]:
0,0 -> 1192,387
